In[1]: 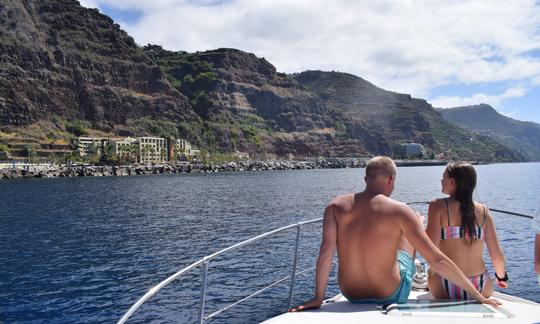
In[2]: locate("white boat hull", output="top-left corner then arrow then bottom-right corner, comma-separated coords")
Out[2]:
264,290 -> 540,323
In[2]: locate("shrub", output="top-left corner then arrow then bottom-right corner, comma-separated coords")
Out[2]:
191,91 -> 212,118
126,118 -> 180,139
66,120 -> 90,136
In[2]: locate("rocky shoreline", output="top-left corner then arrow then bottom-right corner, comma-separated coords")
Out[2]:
0,159 -> 368,179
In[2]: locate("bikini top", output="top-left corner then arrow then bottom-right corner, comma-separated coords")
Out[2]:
440,198 -> 486,241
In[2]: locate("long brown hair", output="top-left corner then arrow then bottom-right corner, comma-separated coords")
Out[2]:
446,161 -> 477,245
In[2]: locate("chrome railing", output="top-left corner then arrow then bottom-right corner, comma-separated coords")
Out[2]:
117,202 -> 533,323
117,218 -> 322,324
406,201 -> 534,219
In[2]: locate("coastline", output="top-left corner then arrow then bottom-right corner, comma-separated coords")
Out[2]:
0,159 -> 450,180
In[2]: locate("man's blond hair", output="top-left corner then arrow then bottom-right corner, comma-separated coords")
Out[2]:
365,156 -> 396,179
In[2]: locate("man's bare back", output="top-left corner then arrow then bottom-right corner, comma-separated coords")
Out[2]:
332,192 -> 415,299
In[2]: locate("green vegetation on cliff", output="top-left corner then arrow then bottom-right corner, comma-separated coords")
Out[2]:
0,0 -> 529,162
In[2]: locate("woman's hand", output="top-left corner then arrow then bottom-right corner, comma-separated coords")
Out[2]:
289,297 -> 323,312
475,294 -> 503,307
495,272 -> 508,288
496,279 -> 508,288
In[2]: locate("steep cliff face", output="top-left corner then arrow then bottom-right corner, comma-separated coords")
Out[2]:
144,46 -> 368,156
0,0 -> 527,161
293,71 -> 434,154
0,0 -> 196,129
293,71 -> 524,162
439,104 -> 540,160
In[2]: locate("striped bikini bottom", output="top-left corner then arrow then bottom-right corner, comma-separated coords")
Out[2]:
441,271 -> 489,300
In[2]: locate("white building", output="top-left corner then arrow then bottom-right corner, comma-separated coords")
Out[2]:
391,143 -> 426,158
138,137 -> 167,164
174,138 -> 200,161
76,137 -> 109,157
110,137 -> 138,162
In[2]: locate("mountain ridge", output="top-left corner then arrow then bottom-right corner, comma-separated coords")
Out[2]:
438,104 -> 540,161
0,0 -> 527,162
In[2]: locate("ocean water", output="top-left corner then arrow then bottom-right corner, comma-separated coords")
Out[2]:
1,163 -> 539,323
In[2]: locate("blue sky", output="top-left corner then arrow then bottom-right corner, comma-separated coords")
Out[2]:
81,0 -> 540,124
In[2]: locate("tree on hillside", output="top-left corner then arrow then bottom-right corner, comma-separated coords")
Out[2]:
22,145 -> 37,164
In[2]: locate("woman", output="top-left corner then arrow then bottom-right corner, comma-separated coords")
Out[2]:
426,161 -> 508,299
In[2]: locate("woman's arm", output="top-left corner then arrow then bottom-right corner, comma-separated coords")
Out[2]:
483,206 -> 508,288
426,200 -> 441,247
534,208 -> 540,276
535,234 -> 540,275
400,207 -> 501,307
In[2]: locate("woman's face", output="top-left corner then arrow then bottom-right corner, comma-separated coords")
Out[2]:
441,170 -> 456,195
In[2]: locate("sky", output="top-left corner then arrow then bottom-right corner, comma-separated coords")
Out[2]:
79,0 -> 540,124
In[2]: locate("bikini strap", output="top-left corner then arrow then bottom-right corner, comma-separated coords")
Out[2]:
444,198 -> 451,226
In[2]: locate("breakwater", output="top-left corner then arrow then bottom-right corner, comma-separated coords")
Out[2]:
0,159 -> 367,179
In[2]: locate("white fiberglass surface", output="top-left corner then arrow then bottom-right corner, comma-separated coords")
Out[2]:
385,300 -> 511,318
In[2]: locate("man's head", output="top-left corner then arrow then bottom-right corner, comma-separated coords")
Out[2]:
364,156 -> 397,196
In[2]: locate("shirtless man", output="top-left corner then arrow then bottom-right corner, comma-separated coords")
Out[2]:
290,156 -> 501,311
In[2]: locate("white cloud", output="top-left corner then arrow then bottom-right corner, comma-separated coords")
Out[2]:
499,110 -> 519,118
81,0 -> 540,99
78,0 -> 100,9
430,86 -> 528,108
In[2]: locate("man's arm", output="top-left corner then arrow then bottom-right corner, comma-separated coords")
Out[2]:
425,201 -> 441,247
399,205 -> 501,307
290,205 -> 337,311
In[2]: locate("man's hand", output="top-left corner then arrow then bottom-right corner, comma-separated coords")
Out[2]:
288,297 -> 323,312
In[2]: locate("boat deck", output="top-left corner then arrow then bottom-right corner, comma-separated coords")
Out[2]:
264,290 -> 540,323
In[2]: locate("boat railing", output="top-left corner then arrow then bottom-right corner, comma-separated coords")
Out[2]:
117,202 -> 533,323
117,217 -> 323,324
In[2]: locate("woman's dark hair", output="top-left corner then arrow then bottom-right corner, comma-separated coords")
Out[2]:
446,161 -> 477,245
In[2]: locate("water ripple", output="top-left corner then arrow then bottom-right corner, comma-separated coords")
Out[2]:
1,164 -> 539,323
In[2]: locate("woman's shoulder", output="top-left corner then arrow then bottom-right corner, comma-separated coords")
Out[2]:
429,198 -> 447,207
428,198 -> 447,213
473,201 -> 489,212
473,201 -> 490,224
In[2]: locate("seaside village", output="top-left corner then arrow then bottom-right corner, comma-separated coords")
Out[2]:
0,136 -> 203,165
77,136 -> 201,164
0,135 -> 427,164
0,136 -> 431,177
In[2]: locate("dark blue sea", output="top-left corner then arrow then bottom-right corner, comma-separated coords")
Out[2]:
1,163 -> 539,323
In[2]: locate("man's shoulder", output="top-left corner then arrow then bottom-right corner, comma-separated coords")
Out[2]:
367,195 -> 413,222
330,192 -> 355,204
328,193 -> 355,211
372,194 -> 407,208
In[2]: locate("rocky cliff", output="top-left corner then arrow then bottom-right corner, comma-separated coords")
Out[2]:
0,0 -> 197,130
0,0 -> 527,162
143,46 -> 369,157
439,104 -> 540,161
292,71 -> 524,161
